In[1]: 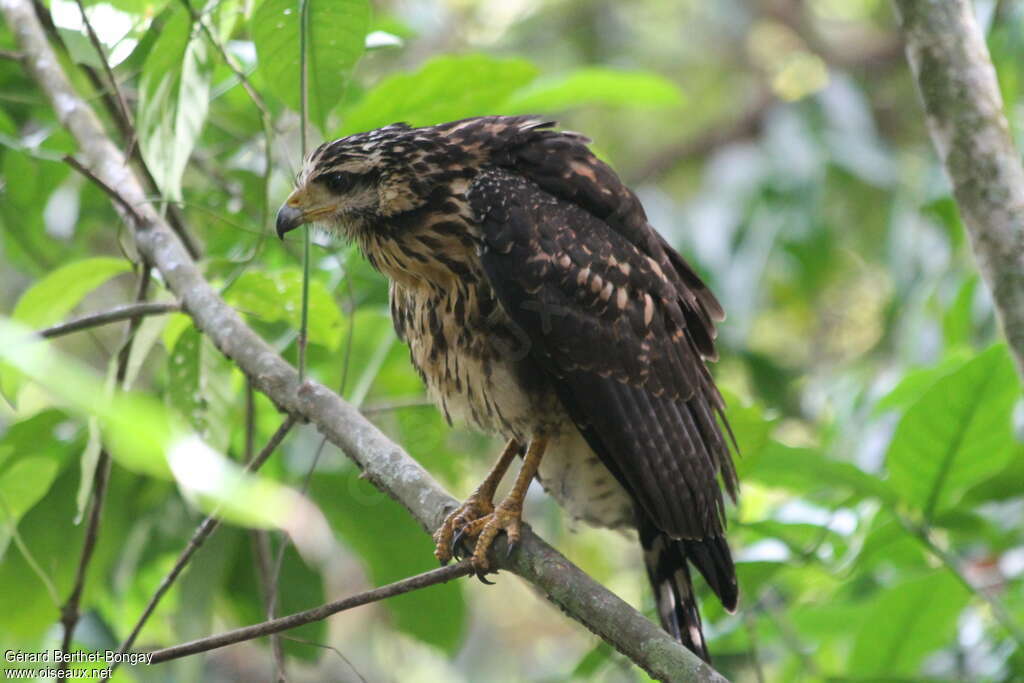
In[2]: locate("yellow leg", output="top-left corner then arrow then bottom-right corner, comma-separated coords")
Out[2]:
464,436 -> 548,570
433,439 -> 521,565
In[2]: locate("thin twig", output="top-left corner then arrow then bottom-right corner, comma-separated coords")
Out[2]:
64,154 -> 145,223
149,562 -> 474,664
40,302 -> 179,339
0,49 -> 22,60
103,415 -> 298,679
360,397 -> 435,414
897,515 -> 1024,648
252,530 -> 286,681
59,266 -> 151,670
265,426 -> 327,681
72,0 -> 135,158
280,637 -> 367,683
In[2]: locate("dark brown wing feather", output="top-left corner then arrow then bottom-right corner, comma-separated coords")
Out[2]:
468,164 -> 736,539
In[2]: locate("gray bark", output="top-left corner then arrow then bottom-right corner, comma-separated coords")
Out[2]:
893,0 -> 1024,379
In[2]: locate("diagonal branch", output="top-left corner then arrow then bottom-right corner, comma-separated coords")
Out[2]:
39,302 -> 180,339
891,0 -> 1024,380
2,2 -> 726,680
149,562 -> 474,664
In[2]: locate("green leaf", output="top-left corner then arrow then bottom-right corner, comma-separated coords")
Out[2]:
339,55 -> 538,134
0,411 -> 74,559
886,345 -> 1019,520
137,6 -> 213,200
852,508 -> 928,574
741,441 -> 898,506
571,642 -> 614,678
74,417 -> 102,525
11,256 -> 132,329
504,68 -> 684,113
311,467 -> 466,652
225,269 -> 344,349
0,466 -> 131,641
3,257 -> 131,402
873,349 -> 973,415
166,327 -> 234,453
942,275 -> 978,349
252,0 -> 369,127
740,520 -> 848,559
161,312 -> 193,351
848,571 -> 969,676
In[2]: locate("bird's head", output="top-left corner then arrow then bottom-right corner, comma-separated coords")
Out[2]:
275,122 -> 477,242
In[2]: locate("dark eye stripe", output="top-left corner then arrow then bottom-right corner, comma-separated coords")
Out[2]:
315,169 -> 381,193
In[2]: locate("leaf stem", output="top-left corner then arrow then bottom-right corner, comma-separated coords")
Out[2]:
897,513 -> 1024,648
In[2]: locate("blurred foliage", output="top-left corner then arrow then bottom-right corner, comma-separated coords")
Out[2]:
1,0 -> 1023,681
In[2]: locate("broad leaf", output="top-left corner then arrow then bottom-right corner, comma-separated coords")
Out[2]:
3,257 -> 132,402
252,0 -> 369,127
11,256 -> 132,329
505,68 -> 684,113
137,6 -> 213,200
0,411 -> 74,559
225,269 -> 344,349
942,275 -> 978,349
886,345 -> 1019,520
166,327 -> 234,453
339,55 -> 538,134
848,571 -> 969,676
741,441 -> 898,506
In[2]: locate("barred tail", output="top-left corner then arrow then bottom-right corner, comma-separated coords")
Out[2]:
639,516 -> 738,663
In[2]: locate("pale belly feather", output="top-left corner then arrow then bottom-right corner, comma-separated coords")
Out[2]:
394,282 -> 635,530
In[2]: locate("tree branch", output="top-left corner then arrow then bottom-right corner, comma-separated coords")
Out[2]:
149,562 -> 475,664
3,1 -> 726,679
891,0 -> 1024,379
39,302 -> 179,339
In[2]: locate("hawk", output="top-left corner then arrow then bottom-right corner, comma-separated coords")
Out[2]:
276,116 -> 738,661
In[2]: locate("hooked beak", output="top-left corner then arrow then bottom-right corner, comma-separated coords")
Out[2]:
275,203 -> 306,239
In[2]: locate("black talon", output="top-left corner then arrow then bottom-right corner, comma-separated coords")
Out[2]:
452,526 -> 467,551
476,571 -> 495,585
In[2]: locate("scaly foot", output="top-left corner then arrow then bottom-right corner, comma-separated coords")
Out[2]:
433,493 -> 494,565
462,496 -> 523,571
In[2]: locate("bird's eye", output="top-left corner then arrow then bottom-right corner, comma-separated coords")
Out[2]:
321,172 -> 352,193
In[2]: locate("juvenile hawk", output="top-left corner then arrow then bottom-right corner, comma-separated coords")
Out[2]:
277,116 -> 738,661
